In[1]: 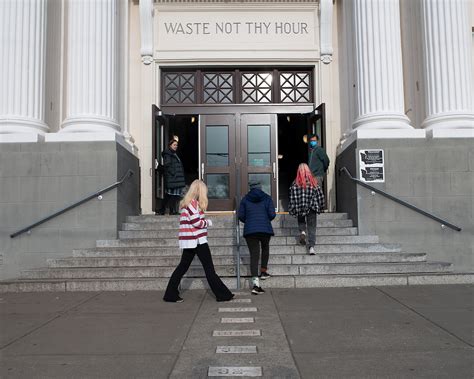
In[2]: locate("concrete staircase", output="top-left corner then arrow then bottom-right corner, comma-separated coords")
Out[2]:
2,213 -> 470,292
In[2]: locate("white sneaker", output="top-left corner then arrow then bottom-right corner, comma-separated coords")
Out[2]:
309,247 -> 316,255
299,231 -> 306,245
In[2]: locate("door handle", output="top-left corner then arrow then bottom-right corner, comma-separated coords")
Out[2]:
154,159 -> 159,170
201,163 -> 205,178
272,162 -> 276,179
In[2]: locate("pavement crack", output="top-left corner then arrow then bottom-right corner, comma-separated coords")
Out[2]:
0,292 -> 103,351
168,289 -> 207,376
270,289 -> 302,379
375,287 -> 473,348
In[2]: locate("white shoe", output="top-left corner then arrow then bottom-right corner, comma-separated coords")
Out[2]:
309,247 -> 316,255
299,231 -> 306,245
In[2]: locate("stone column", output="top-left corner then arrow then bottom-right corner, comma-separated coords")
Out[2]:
0,0 -> 49,135
61,0 -> 120,133
352,0 -> 412,130
420,0 -> 474,132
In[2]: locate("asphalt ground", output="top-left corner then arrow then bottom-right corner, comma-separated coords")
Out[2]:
1,285 -> 472,378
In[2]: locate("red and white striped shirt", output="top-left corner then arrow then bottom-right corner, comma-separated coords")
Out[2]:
178,199 -> 209,249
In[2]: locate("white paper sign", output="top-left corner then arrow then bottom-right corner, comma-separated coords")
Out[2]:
359,149 -> 384,183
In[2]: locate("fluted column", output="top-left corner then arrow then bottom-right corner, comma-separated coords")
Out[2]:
61,0 -> 120,133
0,0 -> 49,135
420,0 -> 474,131
352,0 -> 412,130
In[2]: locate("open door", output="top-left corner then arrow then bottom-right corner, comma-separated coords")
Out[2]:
152,105 -> 169,213
307,103 -> 327,207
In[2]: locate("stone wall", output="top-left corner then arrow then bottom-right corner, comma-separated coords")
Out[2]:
0,141 -> 140,280
336,138 -> 473,271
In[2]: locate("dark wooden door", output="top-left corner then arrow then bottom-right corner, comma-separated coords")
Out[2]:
152,105 -> 172,213
239,113 -> 278,209
199,114 -> 237,211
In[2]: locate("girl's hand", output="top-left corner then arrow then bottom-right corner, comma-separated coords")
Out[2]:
207,219 -> 213,227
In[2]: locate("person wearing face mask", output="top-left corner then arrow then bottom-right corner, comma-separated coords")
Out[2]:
307,134 -> 330,186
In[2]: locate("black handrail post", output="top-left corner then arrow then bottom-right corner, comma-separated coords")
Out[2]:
235,164 -> 241,290
338,167 -> 461,232
10,170 -> 135,238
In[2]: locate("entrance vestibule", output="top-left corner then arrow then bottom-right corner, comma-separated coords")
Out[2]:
153,105 -> 325,213
277,113 -> 309,211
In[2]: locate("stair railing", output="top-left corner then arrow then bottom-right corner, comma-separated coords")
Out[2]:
10,170 -> 135,238
234,204 -> 242,290
339,167 -> 461,232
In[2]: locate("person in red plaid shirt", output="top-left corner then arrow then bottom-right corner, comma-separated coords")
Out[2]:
288,163 -> 325,255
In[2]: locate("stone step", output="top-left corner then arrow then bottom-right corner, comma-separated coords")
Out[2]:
118,227 -> 359,239
74,243 -> 403,257
121,219 -> 354,230
22,261 -> 451,279
96,235 -> 380,248
126,212 -> 349,224
48,252 -> 427,268
2,272 -> 472,292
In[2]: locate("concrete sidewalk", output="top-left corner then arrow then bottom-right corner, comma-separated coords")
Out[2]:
1,285 -> 472,378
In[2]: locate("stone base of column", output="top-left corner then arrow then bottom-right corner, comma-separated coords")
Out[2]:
428,129 -> 474,139
0,133 -> 44,143
338,128 -> 426,154
60,117 -> 121,134
422,113 -> 474,131
352,113 -> 413,130
45,132 -> 135,155
0,118 -> 49,135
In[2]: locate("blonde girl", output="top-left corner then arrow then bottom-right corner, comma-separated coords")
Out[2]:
163,180 -> 234,302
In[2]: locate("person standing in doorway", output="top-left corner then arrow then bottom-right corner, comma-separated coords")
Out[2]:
158,139 -> 185,215
288,163 -> 325,255
163,180 -> 234,303
238,180 -> 276,295
308,134 -> 330,187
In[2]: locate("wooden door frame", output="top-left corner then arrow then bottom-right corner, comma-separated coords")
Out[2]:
152,105 -> 171,213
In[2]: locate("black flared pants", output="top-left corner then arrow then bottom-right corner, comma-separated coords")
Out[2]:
163,243 -> 233,302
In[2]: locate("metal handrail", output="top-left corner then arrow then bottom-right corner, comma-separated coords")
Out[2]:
234,162 -> 242,289
339,167 -> 461,232
10,170 -> 135,238
234,204 -> 242,290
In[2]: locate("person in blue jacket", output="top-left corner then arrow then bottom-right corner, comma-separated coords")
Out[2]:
238,180 -> 276,295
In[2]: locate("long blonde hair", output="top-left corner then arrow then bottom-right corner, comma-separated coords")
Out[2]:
179,179 -> 209,211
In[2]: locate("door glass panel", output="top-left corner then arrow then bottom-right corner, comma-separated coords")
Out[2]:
248,124 -> 270,166
206,174 -> 230,199
206,126 -> 229,167
248,173 -> 272,196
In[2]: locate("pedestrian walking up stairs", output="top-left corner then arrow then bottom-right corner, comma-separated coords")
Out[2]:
1,213 -> 468,292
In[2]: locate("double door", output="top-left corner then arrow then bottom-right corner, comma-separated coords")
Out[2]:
200,113 -> 277,211
153,104 -> 325,213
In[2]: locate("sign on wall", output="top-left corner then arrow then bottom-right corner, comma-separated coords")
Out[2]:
359,149 -> 384,183
154,7 -> 319,61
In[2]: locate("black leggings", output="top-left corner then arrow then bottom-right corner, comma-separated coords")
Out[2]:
244,234 -> 271,277
163,243 -> 233,302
